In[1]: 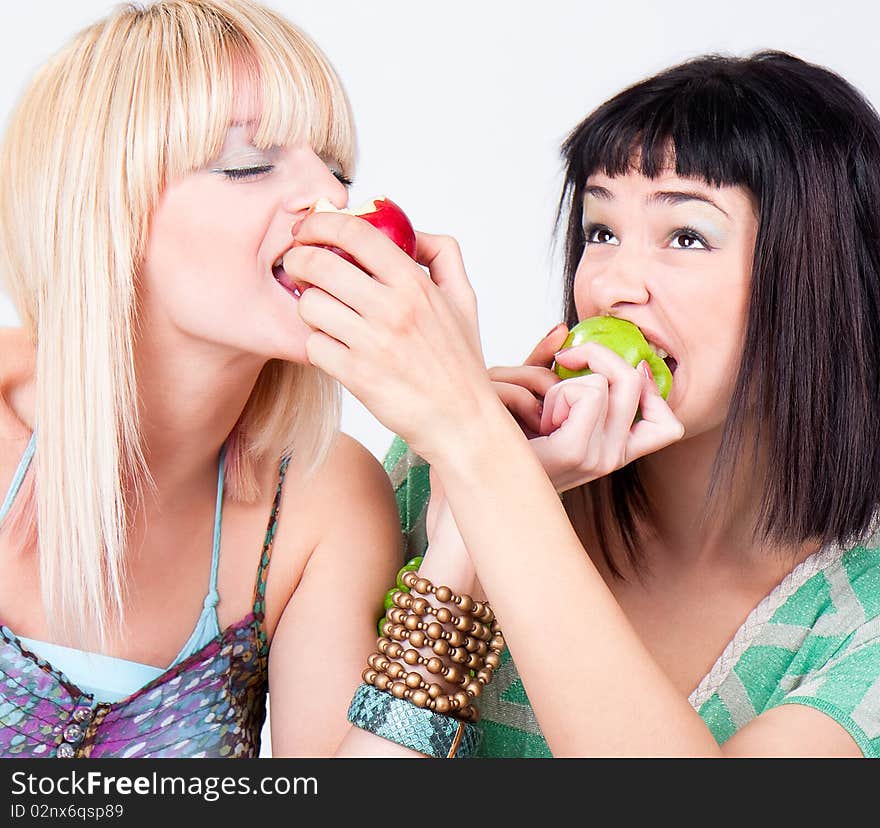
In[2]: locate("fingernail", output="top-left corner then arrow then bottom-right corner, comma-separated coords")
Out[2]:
544,322 -> 564,339
639,360 -> 656,387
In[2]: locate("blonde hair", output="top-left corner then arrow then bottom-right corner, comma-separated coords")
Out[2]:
0,0 -> 355,648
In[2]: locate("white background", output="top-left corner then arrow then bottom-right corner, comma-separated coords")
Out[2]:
2,1 -> 879,755
2,1 -> 880,461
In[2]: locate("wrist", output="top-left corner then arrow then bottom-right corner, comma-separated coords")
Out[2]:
419,390 -> 524,478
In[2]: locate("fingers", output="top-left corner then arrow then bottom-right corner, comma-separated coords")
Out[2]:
297,285 -> 370,348
414,231 -> 468,295
626,364 -> 686,461
282,244 -> 385,317
552,342 -> 594,374
525,323 -> 570,367
531,355 -> 683,491
292,211 -> 420,289
540,372 -> 608,436
493,380 -> 544,435
415,231 -> 481,355
488,365 -> 559,399
304,329 -> 351,380
488,358 -> 562,440
570,343 -> 642,446
529,379 -> 608,489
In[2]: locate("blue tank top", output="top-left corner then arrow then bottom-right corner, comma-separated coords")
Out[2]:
0,433 -> 291,758
1,434 -> 225,701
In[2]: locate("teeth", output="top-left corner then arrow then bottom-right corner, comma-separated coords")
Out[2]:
273,256 -> 283,269
647,340 -> 668,359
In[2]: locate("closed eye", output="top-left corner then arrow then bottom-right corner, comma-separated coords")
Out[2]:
218,165 -> 275,181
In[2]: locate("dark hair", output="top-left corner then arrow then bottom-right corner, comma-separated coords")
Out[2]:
557,51 -> 880,577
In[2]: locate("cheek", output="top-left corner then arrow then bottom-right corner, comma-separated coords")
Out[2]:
688,270 -> 751,407
145,191 -> 261,288
571,258 -> 598,319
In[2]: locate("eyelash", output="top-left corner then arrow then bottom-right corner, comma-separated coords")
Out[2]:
221,165 -> 274,180
218,166 -> 353,188
585,223 -> 616,245
584,223 -> 712,250
669,226 -> 712,250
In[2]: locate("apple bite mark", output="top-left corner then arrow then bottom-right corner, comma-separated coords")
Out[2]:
310,195 -> 417,261
553,317 -> 675,398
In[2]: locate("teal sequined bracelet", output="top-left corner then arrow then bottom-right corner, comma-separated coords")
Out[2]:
347,683 -> 481,758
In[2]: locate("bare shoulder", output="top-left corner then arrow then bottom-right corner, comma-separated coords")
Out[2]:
258,432 -> 401,641
0,327 -> 35,442
278,432 -> 400,570
308,433 -> 396,507
299,433 -> 400,550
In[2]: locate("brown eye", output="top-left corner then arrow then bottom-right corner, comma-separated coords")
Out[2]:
586,225 -> 619,245
670,230 -> 709,250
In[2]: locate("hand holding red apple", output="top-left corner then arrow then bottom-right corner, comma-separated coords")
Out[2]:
279,198 -> 491,462
310,195 -> 418,262
274,196 -> 417,297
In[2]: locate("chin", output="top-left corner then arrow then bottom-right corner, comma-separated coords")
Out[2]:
674,409 -> 729,445
255,326 -> 312,365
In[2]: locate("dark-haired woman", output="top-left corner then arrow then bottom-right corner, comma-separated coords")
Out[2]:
286,51 -> 880,757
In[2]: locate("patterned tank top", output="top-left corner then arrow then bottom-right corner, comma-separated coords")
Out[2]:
0,444 -> 291,759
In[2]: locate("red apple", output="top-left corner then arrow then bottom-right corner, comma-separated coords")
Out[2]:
273,196 -> 417,299
310,196 -> 417,261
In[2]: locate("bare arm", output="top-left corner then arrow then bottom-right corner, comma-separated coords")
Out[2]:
268,434 -> 479,758
267,436 -> 402,756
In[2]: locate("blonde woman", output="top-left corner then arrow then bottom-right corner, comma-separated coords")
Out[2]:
0,0 -> 404,758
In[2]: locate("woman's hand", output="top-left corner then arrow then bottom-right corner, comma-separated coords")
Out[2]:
488,323 -> 569,438
282,213 -> 495,462
530,342 -> 685,492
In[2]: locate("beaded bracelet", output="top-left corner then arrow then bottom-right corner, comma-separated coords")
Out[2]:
368,571 -> 505,724
377,556 -> 423,637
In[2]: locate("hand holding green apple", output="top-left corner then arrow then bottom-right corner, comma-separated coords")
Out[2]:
553,316 -> 674,399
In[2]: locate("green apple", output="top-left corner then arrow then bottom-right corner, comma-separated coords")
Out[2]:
553,316 -> 673,399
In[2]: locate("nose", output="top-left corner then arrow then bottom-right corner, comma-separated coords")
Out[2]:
583,244 -> 650,314
280,146 -> 350,215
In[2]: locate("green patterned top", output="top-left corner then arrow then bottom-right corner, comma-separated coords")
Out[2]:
383,436 -> 880,758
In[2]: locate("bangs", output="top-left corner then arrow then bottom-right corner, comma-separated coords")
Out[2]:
558,51 -> 880,573
564,59 -> 773,192
128,1 -> 356,185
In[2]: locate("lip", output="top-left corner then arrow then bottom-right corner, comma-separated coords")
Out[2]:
624,320 -> 678,375
272,247 -> 311,298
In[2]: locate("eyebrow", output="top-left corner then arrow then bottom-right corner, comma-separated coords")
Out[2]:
584,184 -> 730,218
